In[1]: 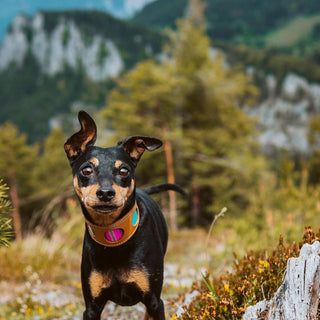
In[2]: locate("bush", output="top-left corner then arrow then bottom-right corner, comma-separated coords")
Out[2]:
178,226 -> 320,319
0,180 -> 13,247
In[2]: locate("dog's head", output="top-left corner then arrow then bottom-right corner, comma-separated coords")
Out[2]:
64,111 -> 162,225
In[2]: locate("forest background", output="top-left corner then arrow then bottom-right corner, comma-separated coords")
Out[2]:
1,0 -> 320,319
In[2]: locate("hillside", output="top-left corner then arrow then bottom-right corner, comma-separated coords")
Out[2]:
133,0 -> 320,52
0,10 -> 163,142
1,7 -> 320,154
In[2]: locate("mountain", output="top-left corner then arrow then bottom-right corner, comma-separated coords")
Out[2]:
0,0 -> 155,42
1,6 -> 320,155
0,10 -> 162,80
0,10 -> 163,142
133,0 -> 320,53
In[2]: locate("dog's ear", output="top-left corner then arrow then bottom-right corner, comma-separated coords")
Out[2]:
64,111 -> 97,159
119,136 -> 162,164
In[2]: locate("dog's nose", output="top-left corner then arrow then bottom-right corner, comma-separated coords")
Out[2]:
96,187 -> 115,202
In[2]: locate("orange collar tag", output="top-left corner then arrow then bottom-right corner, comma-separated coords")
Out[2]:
85,203 -> 139,247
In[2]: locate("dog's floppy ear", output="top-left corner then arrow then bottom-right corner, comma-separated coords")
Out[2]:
64,111 -> 97,159
119,136 -> 162,164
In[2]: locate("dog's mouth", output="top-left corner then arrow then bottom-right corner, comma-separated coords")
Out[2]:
92,205 -> 118,214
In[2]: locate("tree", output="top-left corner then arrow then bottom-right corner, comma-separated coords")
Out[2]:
0,122 -> 38,240
32,128 -> 72,229
102,0 -> 266,227
164,0 -> 264,224
0,180 -> 13,247
102,61 -> 182,230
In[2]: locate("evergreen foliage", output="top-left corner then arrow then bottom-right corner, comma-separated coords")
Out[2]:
133,0 -> 320,47
102,3 -> 267,225
0,54 -> 112,143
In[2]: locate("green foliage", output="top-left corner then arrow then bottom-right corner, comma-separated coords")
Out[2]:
0,122 -> 38,197
33,128 -> 70,196
134,0 -> 320,47
218,43 -> 320,83
179,227 -> 319,319
0,53 -> 111,143
103,8 -> 267,225
0,181 -> 13,247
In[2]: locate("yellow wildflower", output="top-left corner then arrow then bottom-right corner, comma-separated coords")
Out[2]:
25,307 -> 32,316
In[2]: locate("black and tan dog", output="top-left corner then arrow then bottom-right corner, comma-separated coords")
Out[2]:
64,111 -> 184,320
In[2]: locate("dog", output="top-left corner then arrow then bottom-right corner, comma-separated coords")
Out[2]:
64,111 -> 185,320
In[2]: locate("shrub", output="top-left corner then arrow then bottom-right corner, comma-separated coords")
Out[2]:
0,180 -> 13,247
179,226 -> 320,319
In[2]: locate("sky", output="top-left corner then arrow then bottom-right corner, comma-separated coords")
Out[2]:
0,0 -> 154,42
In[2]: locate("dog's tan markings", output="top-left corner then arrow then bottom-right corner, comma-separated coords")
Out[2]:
114,160 -> 123,168
121,268 -> 150,293
110,178 -> 135,220
79,119 -> 96,153
131,139 -> 145,160
73,179 -> 114,225
144,312 -> 154,320
73,176 -> 82,198
64,145 -> 78,158
89,270 -> 112,298
89,157 -> 99,167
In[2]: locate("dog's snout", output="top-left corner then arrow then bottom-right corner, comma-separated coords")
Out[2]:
96,187 -> 115,202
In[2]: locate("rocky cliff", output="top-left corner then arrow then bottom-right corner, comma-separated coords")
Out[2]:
247,70 -> 320,154
0,13 -> 123,81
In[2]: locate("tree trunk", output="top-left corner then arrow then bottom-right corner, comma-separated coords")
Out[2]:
163,140 -> 177,231
9,174 -> 22,241
243,241 -> 320,320
191,180 -> 200,226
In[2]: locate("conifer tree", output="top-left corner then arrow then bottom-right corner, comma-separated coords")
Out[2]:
0,122 -> 38,240
102,0 -> 266,227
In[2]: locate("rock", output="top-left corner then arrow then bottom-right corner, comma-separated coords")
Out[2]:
243,241 -> 320,320
0,13 -> 124,81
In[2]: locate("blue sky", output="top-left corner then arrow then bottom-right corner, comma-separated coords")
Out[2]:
0,0 -> 150,42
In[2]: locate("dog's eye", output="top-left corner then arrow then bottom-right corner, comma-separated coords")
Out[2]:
119,168 -> 129,177
82,166 -> 93,176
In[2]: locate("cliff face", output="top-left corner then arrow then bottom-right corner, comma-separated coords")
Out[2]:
246,71 -> 320,154
0,13 -> 123,81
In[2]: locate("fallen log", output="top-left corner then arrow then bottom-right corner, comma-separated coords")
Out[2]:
243,241 -> 320,320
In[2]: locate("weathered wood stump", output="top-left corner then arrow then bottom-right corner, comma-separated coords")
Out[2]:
243,241 -> 320,320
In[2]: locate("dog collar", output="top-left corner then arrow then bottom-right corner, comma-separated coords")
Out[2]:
85,203 -> 140,247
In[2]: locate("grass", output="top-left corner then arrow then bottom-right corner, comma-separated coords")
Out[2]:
0,195 -> 318,319
265,14 -> 320,48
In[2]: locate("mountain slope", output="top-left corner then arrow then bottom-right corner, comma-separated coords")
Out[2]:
0,10 -> 163,142
0,10 -> 163,80
133,0 -> 320,49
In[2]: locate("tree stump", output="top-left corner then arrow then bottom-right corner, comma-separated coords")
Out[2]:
243,241 -> 320,320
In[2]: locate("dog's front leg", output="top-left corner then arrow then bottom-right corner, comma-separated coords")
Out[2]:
82,278 -> 109,320
81,259 -> 110,320
143,293 -> 165,320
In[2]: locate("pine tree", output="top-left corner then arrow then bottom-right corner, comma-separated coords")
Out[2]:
102,0 -> 266,227
0,122 -> 38,240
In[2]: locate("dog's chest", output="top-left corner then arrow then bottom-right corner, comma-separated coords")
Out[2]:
88,267 -> 150,303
